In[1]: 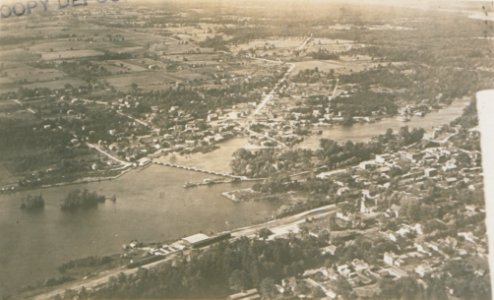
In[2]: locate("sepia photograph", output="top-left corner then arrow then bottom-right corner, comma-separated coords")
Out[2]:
0,0 -> 493,299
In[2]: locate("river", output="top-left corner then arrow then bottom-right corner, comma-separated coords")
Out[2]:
0,166 -> 277,297
299,97 -> 470,148
0,97 -> 470,297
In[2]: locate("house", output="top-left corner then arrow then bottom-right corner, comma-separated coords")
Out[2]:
375,154 -> 392,164
351,259 -> 369,272
336,264 -> 351,277
382,267 -> 408,279
138,157 -> 151,167
389,204 -> 401,218
303,267 -> 329,278
445,177 -> 458,185
442,159 -> 458,172
424,168 -> 438,177
458,232 -> 477,244
226,111 -> 240,119
182,233 -> 210,247
415,264 -> 433,277
337,186 -> 350,196
321,245 -> 338,256
214,133 -> 225,142
359,161 -> 376,170
404,152 -> 424,163
206,113 -> 218,122
383,252 -> 396,266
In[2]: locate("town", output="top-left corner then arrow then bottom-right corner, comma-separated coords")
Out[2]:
0,0 -> 492,299
23,101 -> 486,300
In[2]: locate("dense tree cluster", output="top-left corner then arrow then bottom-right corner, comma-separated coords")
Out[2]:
198,35 -> 228,51
309,49 -> 339,60
330,90 -> 398,117
58,256 -> 114,274
292,68 -> 334,84
20,194 -> 45,210
339,67 -> 412,89
60,189 -> 106,211
77,236 -> 323,299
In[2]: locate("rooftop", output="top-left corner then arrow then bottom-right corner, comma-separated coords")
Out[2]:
182,233 -> 210,245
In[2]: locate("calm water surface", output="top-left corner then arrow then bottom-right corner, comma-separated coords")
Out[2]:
300,98 -> 470,148
0,165 -> 277,296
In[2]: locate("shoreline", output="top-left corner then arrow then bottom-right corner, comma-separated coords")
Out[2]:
0,166 -> 133,195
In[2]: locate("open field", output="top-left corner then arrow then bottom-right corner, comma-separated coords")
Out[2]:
290,59 -> 371,75
231,37 -> 308,52
29,40 -> 117,53
0,49 -> 40,62
0,77 -> 14,86
5,67 -> 66,83
41,50 -> 104,61
21,78 -> 87,90
92,62 -> 130,75
103,72 -> 178,91
106,60 -> 148,72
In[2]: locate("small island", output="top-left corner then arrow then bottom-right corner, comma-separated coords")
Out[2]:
20,194 -> 45,210
60,189 -> 106,211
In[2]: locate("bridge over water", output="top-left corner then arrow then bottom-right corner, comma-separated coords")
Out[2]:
152,161 -> 248,180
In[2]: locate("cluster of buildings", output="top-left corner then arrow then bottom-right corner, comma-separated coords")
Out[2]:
257,126 -> 487,299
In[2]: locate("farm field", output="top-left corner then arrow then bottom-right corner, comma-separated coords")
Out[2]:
22,78 -> 87,90
6,67 -> 66,83
103,72 -> 178,91
231,37 -> 308,53
289,59 -> 372,75
41,50 -> 105,61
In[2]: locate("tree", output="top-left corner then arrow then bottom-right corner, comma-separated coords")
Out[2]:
20,194 -> 45,210
342,114 -> 354,127
258,228 -> 273,240
131,82 -> 139,93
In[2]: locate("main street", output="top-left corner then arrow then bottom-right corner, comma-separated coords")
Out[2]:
242,34 -> 313,149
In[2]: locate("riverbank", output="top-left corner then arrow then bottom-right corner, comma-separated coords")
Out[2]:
0,166 -> 134,195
